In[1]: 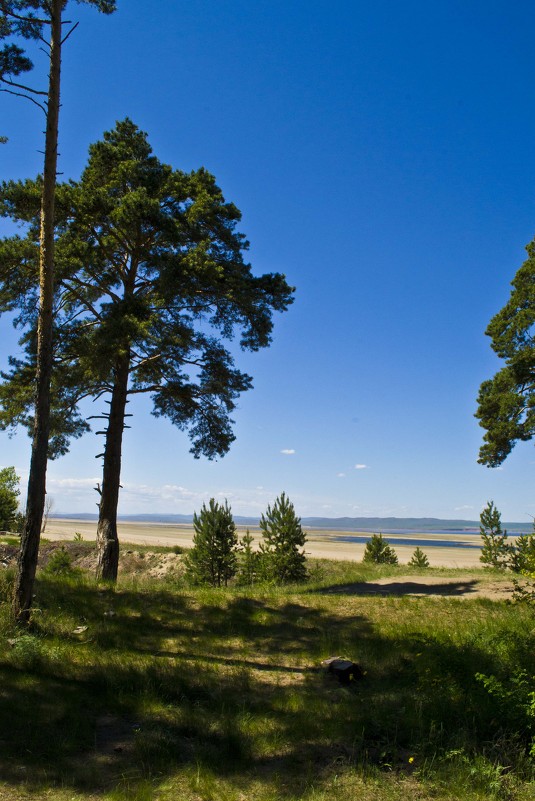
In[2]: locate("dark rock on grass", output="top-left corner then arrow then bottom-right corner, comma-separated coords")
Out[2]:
322,656 -> 364,684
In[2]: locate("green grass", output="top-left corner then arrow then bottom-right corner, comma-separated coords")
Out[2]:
0,550 -> 532,800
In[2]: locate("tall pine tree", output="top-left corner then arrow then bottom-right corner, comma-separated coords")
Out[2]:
0,0 -> 116,621
0,120 -> 294,582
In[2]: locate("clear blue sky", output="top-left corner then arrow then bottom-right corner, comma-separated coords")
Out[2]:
1,0 -> 535,521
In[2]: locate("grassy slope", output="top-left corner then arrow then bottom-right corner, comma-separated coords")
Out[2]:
0,547 -> 533,801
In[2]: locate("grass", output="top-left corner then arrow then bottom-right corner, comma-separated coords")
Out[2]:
0,548 -> 533,800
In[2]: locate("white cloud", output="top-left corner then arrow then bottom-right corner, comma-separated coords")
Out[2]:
354,464 -> 368,470
281,449 -> 295,455
337,472 -> 346,478
47,476 -> 100,489
454,505 -> 474,512
46,475 -> 296,517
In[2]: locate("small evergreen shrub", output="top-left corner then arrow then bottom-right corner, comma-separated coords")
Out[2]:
510,534 -> 535,574
259,492 -> 308,583
237,529 -> 258,586
512,576 -> 535,606
479,501 -> 512,569
408,546 -> 430,568
184,499 -> 238,587
363,534 -> 398,564
42,546 -> 78,576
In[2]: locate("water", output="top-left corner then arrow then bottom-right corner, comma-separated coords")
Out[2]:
334,535 -> 481,550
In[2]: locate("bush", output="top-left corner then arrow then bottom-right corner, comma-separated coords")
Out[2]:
409,546 -> 430,568
259,492 -> 308,583
479,501 -> 512,569
512,576 -> 535,606
236,529 -> 258,586
184,499 -> 238,587
510,534 -> 535,574
363,534 -> 398,564
42,546 -> 78,576
476,665 -> 535,756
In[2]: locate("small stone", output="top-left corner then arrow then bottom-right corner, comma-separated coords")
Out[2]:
72,626 -> 88,635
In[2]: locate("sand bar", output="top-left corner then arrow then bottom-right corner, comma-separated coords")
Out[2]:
45,518 -> 485,568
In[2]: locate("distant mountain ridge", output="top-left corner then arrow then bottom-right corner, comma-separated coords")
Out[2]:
52,513 -> 531,533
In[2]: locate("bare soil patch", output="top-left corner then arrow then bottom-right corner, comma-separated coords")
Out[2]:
0,541 -> 184,580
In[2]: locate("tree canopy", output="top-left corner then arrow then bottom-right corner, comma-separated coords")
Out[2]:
0,119 -> 295,579
476,237 -> 535,466
0,465 -> 20,530
0,1 -> 116,109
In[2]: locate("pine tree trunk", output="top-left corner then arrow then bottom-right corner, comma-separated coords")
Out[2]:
14,0 -> 62,624
96,353 -> 130,581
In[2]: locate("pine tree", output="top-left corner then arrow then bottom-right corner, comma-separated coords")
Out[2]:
479,501 -> 511,569
184,499 -> 238,587
363,533 -> 398,565
259,492 -> 308,583
510,533 -> 535,574
0,0 -> 116,621
237,529 -> 258,586
0,120 -> 294,583
408,546 -> 430,568
476,236 -> 535,466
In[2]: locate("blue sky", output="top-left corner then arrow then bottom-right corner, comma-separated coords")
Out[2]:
1,0 -> 535,521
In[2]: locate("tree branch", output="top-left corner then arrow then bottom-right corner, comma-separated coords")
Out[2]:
0,4 -> 49,24
0,76 -> 48,96
0,86 -> 46,113
61,21 -> 79,46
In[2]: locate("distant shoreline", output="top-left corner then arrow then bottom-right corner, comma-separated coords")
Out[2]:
50,513 -> 532,535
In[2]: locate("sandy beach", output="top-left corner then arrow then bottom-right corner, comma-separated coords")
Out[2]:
44,518 -> 484,568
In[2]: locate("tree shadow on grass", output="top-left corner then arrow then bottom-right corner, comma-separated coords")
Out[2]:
312,579 -> 483,597
0,577 -> 530,799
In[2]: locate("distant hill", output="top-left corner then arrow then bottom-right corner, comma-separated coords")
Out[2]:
52,513 -> 531,534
